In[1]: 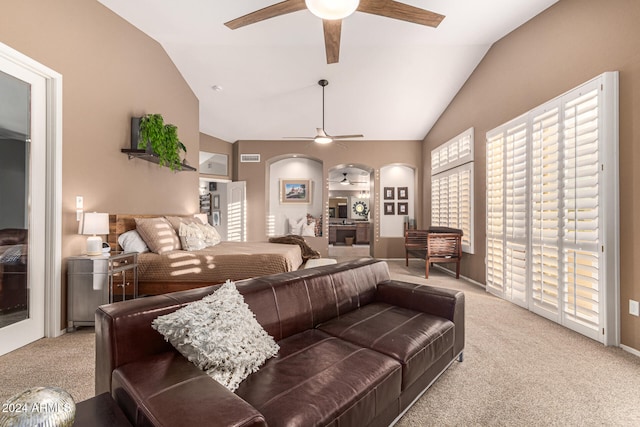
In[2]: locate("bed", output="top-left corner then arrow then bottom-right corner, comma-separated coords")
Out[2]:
107,214 -> 304,296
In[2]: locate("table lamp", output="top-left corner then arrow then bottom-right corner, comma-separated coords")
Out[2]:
79,212 -> 109,256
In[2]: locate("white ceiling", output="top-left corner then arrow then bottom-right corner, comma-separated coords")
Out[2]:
98,0 -> 558,143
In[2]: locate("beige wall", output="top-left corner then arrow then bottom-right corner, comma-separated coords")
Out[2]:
1,0 -> 200,326
234,139 -> 422,258
422,0 -> 640,351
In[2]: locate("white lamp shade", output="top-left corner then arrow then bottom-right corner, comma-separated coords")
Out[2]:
79,212 -> 109,236
305,0 -> 359,20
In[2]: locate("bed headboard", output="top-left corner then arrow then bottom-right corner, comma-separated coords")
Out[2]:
107,214 -> 192,251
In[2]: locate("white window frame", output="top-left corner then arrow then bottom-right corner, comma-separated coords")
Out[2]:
485,72 -> 619,346
431,127 -> 474,254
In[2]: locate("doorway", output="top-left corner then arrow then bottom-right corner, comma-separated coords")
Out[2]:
327,165 -> 373,261
0,42 -> 63,356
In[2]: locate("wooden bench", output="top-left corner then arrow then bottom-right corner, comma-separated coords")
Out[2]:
405,227 -> 463,279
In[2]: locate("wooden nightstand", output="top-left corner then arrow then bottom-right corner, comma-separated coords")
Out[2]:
67,252 -> 138,330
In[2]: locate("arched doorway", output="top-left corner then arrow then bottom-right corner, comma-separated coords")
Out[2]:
327,164 -> 374,261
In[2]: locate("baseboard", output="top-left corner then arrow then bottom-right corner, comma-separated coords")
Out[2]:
432,264 -> 486,289
381,258 -> 486,290
620,344 -> 640,358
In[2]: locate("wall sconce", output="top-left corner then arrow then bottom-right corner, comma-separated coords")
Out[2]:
78,212 -> 109,256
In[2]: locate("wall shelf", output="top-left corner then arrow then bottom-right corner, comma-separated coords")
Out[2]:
121,148 -> 196,172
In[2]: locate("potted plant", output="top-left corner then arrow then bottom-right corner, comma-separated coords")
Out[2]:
137,114 -> 187,171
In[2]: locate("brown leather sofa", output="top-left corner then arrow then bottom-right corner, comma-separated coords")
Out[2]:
95,258 -> 465,427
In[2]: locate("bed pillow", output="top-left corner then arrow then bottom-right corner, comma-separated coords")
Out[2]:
288,216 -> 306,235
117,230 -> 149,253
301,221 -> 316,237
152,280 -> 279,392
178,222 -> 207,251
165,215 -> 199,233
135,217 -> 181,254
195,222 -> 222,247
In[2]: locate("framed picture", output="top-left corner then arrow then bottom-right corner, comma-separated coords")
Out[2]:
384,202 -> 395,215
383,187 -> 395,200
281,179 -> 311,203
212,210 -> 221,226
213,194 -> 220,209
397,202 -> 408,215
208,181 -> 217,192
397,187 -> 408,200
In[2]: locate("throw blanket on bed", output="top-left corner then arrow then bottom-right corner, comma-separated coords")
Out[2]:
269,235 -> 320,261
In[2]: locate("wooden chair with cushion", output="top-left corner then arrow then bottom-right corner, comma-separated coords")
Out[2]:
405,227 -> 463,279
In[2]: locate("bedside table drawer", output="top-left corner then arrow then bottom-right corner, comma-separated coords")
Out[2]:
111,253 -> 136,269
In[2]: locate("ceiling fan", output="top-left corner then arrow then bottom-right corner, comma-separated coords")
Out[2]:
225,0 -> 445,64
283,79 -> 363,144
329,172 -> 368,186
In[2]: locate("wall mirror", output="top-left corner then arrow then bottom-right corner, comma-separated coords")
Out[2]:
199,151 -> 228,176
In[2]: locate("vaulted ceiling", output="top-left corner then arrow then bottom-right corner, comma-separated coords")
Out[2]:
98,0 -> 559,143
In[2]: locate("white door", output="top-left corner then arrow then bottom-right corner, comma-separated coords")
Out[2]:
226,181 -> 246,242
0,57 -> 47,355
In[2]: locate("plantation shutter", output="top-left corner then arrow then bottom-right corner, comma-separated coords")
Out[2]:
530,102 -> 561,322
431,128 -> 475,253
561,85 -> 601,339
504,121 -> 528,306
485,72 -> 619,345
486,130 -> 504,296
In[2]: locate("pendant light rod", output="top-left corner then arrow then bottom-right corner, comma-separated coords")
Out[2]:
319,79 -> 328,130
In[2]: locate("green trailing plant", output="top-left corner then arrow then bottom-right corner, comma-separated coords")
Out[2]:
138,113 -> 187,171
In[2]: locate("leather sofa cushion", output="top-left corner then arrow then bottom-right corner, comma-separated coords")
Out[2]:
318,302 -> 455,390
236,329 -> 402,427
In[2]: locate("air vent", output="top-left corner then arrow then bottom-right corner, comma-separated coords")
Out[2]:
240,154 -> 261,163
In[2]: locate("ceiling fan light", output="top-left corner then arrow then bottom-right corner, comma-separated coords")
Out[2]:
314,135 -> 333,144
340,179 -> 350,186
305,0 -> 360,20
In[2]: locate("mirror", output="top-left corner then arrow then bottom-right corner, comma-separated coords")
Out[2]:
199,151 -> 228,176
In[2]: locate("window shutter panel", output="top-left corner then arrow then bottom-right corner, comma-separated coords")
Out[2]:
530,104 -> 561,321
562,87 -> 600,336
486,130 -> 505,296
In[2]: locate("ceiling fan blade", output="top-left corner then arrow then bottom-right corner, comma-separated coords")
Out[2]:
225,0 -> 307,30
358,0 -> 445,28
283,136 -> 316,140
332,134 -> 364,139
323,19 -> 342,64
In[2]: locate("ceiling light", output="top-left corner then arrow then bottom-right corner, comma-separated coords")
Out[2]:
211,85 -> 223,92
305,0 -> 359,20
314,135 -> 333,144
340,179 -> 350,186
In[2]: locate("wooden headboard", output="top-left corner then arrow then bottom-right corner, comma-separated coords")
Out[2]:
107,214 -> 192,251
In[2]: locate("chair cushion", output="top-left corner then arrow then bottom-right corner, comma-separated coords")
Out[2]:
235,329 -> 402,427
318,302 -> 455,390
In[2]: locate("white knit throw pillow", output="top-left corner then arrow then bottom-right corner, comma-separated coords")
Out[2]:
152,280 -> 279,391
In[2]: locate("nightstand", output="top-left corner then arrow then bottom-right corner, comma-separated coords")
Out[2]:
67,252 -> 138,330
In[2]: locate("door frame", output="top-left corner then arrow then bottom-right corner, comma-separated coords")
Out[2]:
0,42 -> 63,338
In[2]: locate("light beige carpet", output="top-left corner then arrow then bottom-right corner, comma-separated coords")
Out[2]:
0,260 -> 638,426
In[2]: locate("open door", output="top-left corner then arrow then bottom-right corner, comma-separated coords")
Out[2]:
226,181 -> 246,242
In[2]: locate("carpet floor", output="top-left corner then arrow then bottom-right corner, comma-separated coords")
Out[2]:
1,259 -> 638,426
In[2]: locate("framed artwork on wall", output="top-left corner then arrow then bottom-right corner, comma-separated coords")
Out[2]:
397,202 -> 408,215
383,187 -> 395,200
281,179 -> 311,204
397,187 -> 408,200
213,194 -> 220,209
212,210 -> 221,226
384,202 -> 395,215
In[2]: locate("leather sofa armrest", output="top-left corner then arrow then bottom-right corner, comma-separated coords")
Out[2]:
112,354 -> 267,427
376,280 -> 465,357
